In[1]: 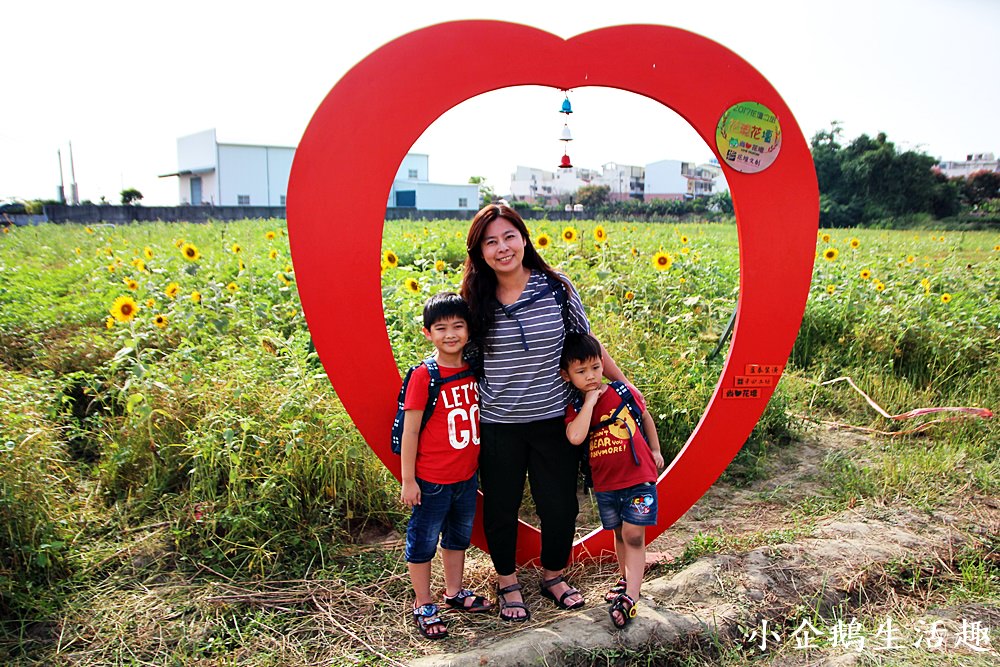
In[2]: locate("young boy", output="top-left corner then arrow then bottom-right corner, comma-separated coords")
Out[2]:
559,332 -> 665,630
399,291 -> 492,639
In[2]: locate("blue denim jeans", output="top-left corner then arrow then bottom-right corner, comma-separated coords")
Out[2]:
594,482 -> 658,530
404,472 -> 479,564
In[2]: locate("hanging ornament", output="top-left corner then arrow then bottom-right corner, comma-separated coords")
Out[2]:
558,91 -> 574,169
560,94 -> 573,114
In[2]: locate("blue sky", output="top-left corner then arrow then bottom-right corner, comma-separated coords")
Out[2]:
2,0 -> 997,204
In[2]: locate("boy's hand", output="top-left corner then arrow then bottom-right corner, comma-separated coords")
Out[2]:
651,449 -> 665,470
401,479 -> 421,507
583,388 -> 602,407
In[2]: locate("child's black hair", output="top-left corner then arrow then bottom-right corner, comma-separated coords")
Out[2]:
560,331 -> 603,370
423,291 -> 471,329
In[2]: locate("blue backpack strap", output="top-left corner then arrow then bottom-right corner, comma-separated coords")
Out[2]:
420,357 -> 443,431
391,362 -> 423,455
587,382 -> 645,467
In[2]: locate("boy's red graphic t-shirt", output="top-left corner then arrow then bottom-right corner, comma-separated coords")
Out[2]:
564,383 -> 658,492
403,363 -> 480,484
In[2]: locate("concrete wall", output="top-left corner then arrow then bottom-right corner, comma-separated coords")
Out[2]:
43,204 -> 287,224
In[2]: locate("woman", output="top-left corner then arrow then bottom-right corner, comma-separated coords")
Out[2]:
460,203 -> 628,621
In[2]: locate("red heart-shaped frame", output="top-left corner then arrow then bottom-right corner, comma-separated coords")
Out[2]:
287,21 -> 818,564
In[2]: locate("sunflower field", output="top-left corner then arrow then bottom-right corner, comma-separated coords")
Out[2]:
0,217 -> 997,660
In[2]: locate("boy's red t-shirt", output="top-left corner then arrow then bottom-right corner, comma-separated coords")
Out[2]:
564,382 -> 658,493
403,362 -> 480,484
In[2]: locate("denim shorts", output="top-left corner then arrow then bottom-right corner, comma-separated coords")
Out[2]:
594,482 -> 658,530
404,472 -> 479,564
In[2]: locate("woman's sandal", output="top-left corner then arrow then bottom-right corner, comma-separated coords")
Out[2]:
608,593 -> 637,629
443,588 -> 492,613
604,577 -> 628,603
496,583 -> 531,622
539,575 -> 585,610
413,603 -> 448,640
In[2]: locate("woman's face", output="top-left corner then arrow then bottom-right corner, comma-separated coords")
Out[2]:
480,216 -> 526,276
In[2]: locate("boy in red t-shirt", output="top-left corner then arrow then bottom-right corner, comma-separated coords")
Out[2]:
559,332 -> 665,630
400,292 -> 491,639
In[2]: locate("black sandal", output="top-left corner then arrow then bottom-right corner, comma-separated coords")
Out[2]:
539,575 -> 585,610
413,603 -> 448,640
496,583 -> 530,622
609,593 -> 637,629
444,588 -> 492,613
604,577 -> 628,603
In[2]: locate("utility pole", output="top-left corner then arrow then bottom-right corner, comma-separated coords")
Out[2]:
69,141 -> 79,205
57,149 -> 66,204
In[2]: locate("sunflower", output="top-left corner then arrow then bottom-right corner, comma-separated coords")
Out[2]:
191,290 -> 202,303
680,235 -> 689,244
631,247 -> 639,257
131,258 -> 146,272
238,259 -> 246,272
404,277 -> 420,293
383,250 -> 399,268
110,295 -> 139,323
106,264 -> 116,273
268,248 -> 278,260
594,226 -> 607,243
624,291 -> 635,301
74,247 -> 81,255
265,231 -> 276,240
231,243 -> 242,254
143,246 -> 154,259
165,282 -> 180,299
84,227 -> 94,234
920,278 -> 931,288
826,285 -> 836,295
434,260 -> 446,272
874,281 -> 886,292
822,247 -> 839,261
680,247 -> 690,255
941,293 -> 952,303
906,255 -> 916,264
820,233 -> 831,243
561,226 -> 578,243
226,282 -> 238,293
860,269 -> 872,280
652,251 -> 673,271
153,314 -> 168,329
124,277 -> 139,291
993,244 -> 1000,252
181,243 -> 201,261
284,264 -> 294,273
104,316 -> 115,329
850,238 -> 860,249
536,233 -> 552,248
278,273 -> 292,286
145,298 -> 156,308
174,238 -> 185,248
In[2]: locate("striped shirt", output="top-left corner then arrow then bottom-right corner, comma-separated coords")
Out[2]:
480,271 -> 590,424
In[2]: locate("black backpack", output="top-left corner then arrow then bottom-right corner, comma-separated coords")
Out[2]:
390,357 -> 476,455
571,381 -> 647,490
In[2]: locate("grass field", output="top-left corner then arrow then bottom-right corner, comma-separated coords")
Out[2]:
0,217 -> 996,664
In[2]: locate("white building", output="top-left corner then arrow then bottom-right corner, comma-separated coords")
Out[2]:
644,159 -> 728,200
508,165 -> 598,206
388,154 -> 480,211
937,152 -> 999,179
162,129 -> 478,211
593,162 -> 645,202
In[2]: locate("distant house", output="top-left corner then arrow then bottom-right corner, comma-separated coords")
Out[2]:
937,152 -> 999,179
509,165 -> 598,206
644,159 -> 728,201
161,129 -> 478,211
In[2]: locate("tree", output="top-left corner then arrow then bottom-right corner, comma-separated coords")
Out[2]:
962,170 -> 1000,206
576,184 -> 610,208
120,188 -> 143,206
468,176 -> 494,205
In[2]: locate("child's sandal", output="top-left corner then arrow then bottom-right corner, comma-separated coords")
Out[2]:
608,593 -> 637,629
604,577 -> 628,603
413,603 -> 448,640
444,588 -> 492,613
